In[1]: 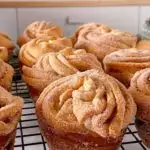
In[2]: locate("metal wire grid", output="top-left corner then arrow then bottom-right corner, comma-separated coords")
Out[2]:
10,60 -> 149,150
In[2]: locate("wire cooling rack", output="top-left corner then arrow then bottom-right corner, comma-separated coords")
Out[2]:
10,56 -> 149,150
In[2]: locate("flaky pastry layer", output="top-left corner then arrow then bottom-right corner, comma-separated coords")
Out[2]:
17,21 -> 63,46
36,69 -> 136,138
129,68 -> 150,121
19,36 -> 72,67
73,23 -> 137,61
103,48 -> 150,87
23,48 -> 103,92
0,60 -> 14,91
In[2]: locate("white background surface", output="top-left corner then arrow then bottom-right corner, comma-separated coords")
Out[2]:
0,6 -> 149,41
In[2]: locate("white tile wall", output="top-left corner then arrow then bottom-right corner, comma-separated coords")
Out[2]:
0,6 -> 149,43
96,6 -> 139,34
139,6 -> 150,32
0,8 -> 17,41
17,8 -> 67,36
65,7 -> 139,35
17,7 -> 139,36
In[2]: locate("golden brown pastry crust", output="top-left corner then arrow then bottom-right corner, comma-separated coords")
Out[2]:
36,69 -> 136,139
0,47 -> 8,62
22,48 -> 103,93
17,21 -> 63,47
103,48 -> 150,87
73,23 -> 137,61
0,86 -> 23,149
0,60 -> 14,91
136,40 -> 150,49
128,68 -> 150,121
40,120 -> 125,150
19,36 -> 73,67
0,33 -> 14,53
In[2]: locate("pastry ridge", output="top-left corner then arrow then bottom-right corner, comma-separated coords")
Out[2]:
103,48 -> 150,87
36,69 -> 136,138
73,23 -> 137,61
17,21 -> 63,46
22,48 -> 103,93
128,68 -> 150,121
19,36 -> 73,67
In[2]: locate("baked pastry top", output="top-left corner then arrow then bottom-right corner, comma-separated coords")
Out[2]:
19,36 -> 72,67
0,47 -> 8,62
22,48 -> 103,92
36,69 -> 136,138
0,33 -> 14,53
128,68 -> 150,121
0,60 -> 14,91
136,40 -> 150,49
0,86 -> 23,135
73,23 -> 137,61
17,21 -> 63,46
103,48 -> 150,87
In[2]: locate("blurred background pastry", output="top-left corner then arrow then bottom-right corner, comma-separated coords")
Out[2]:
36,69 -> 136,150
17,21 -> 63,47
136,40 -> 150,49
19,36 -> 72,67
103,48 -> 150,87
0,32 -> 14,54
0,47 -> 8,62
73,23 -> 137,61
128,68 -> 150,148
0,59 -> 14,91
22,48 -> 103,101
0,86 -> 23,149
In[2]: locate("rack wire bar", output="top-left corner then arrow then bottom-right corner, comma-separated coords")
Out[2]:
10,56 -> 148,150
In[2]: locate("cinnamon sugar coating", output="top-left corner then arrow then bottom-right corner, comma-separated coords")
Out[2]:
17,21 -> 63,46
19,36 -> 72,67
103,48 -> 150,87
36,69 -> 136,139
128,68 -> 150,121
22,48 -> 103,94
73,23 -> 137,61
0,86 -> 23,149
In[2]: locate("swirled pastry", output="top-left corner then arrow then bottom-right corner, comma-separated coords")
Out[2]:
128,68 -> 150,147
137,40 -> 150,49
0,47 -> 8,62
17,21 -> 63,46
129,68 -> 150,121
36,69 -> 136,149
0,60 -> 14,91
103,48 -> 150,87
73,23 -> 137,61
19,36 -> 72,67
22,48 -> 103,95
0,32 -> 14,53
0,86 -> 23,149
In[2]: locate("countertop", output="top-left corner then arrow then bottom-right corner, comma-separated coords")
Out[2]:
0,0 -> 150,7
